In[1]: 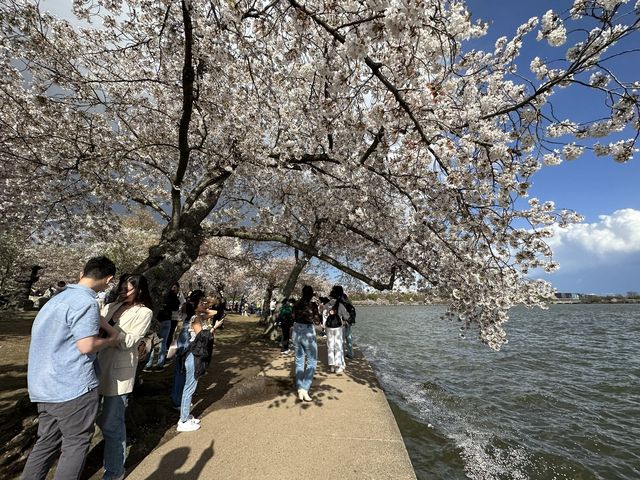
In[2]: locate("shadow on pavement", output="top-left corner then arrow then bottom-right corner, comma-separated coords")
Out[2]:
145,440 -> 214,480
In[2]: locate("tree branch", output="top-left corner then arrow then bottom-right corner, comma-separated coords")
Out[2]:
131,197 -> 171,221
209,226 -> 396,290
171,0 -> 196,227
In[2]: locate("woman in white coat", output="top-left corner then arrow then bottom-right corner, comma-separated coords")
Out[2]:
97,274 -> 153,480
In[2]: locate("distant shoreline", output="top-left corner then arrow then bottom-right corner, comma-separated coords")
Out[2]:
353,299 -> 640,306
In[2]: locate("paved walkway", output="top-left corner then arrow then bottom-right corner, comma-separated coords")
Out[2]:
126,341 -> 417,479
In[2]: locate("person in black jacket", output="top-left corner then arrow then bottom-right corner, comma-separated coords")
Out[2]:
170,290 -> 204,412
144,282 -> 181,371
176,297 -> 223,432
292,286 -> 321,402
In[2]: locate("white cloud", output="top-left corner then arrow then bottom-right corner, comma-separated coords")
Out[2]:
532,209 -> 640,293
548,208 -> 640,258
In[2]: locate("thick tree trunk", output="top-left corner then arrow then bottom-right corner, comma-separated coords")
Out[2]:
281,250 -> 310,300
260,284 -> 275,326
134,223 -> 204,313
6,265 -> 42,310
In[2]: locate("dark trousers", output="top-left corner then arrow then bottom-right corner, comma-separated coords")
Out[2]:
22,388 -> 99,480
165,320 -> 179,350
281,321 -> 293,351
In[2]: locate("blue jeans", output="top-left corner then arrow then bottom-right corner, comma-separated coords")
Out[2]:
293,323 -> 317,392
171,323 -> 191,408
180,353 -> 198,422
344,323 -> 354,358
98,394 -> 128,480
145,320 -> 171,368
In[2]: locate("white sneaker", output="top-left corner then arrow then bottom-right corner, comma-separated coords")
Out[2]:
336,367 -> 345,374
298,389 -> 305,401
187,414 -> 200,424
330,366 -> 335,373
177,419 -> 201,432
302,390 -> 312,402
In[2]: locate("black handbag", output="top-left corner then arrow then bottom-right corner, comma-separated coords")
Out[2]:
325,299 -> 343,328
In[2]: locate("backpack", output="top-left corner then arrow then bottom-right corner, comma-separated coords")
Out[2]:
277,303 -> 293,325
186,330 -> 214,379
325,299 -> 344,329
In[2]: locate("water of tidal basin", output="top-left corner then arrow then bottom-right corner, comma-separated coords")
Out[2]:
355,304 -> 640,480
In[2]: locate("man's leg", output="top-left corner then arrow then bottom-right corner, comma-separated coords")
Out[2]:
144,345 -> 156,370
52,389 -> 99,480
22,405 -> 63,480
165,320 -> 178,350
281,322 -> 290,352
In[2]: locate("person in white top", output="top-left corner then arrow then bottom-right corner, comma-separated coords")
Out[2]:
323,285 -> 350,374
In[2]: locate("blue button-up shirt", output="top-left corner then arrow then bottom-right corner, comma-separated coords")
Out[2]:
27,284 -> 100,403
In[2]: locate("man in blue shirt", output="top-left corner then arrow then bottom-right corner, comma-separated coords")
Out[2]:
23,256 -> 120,480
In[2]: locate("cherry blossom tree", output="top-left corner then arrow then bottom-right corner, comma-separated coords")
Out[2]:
0,208 -> 159,309
1,0 -> 638,348
185,237 -> 330,321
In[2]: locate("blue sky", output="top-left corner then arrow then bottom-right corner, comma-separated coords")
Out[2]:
466,0 -> 640,294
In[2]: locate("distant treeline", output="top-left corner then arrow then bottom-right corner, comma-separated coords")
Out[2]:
579,294 -> 640,304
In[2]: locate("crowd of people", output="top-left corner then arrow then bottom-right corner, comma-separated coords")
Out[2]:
22,255 -> 357,479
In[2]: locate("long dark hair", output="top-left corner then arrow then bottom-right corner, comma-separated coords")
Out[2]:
105,273 -> 129,305
123,274 -> 153,310
185,289 -> 206,319
329,285 -> 344,300
301,285 -> 314,302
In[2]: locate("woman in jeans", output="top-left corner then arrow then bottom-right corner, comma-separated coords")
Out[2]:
170,290 -> 205,412
175,295 -> 223,432
97,274 -> 153,480
292,285 -> 321,402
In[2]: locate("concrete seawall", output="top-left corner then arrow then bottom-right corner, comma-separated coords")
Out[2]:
127,338 -> 417,479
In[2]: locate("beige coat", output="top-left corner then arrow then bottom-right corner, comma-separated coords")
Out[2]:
97,302 -> 153,396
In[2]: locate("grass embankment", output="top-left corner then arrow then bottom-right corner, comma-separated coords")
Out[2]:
0,312 -> 286,480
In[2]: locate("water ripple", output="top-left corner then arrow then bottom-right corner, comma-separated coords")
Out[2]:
356,304 -> 640,480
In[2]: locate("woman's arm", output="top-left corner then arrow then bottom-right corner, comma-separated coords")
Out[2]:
212,318 -> 224,332
116,307 -> 153,350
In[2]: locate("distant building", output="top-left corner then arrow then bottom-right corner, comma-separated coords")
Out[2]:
554,292 -> 581,300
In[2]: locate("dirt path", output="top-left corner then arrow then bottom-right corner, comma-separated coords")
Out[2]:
0,312 -> 281,479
